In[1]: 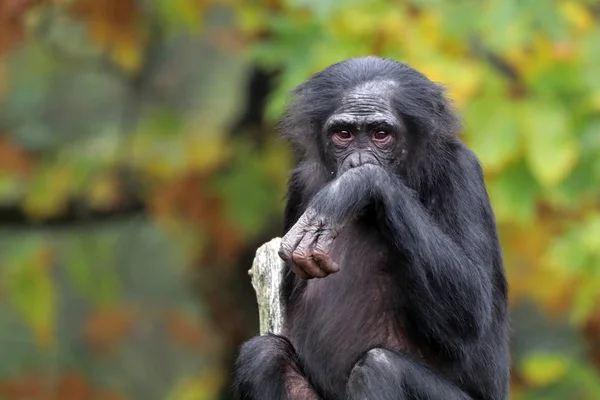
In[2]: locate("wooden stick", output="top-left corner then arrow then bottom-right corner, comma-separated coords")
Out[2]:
248,238 -> 285,335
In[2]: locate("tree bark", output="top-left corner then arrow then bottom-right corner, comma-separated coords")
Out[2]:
248,237 -> 285,335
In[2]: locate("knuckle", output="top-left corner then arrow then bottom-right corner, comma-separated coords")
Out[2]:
278,245 -> 292,260
292,250 -> 309,263
312,249 -> 329,261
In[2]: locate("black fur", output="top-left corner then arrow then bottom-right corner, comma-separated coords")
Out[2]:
234,56 -> 509,400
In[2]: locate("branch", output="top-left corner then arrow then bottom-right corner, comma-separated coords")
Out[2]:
248,238 -> 285,335
0,198 -> 145,228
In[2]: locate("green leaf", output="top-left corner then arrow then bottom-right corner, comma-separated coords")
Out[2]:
487,161 -> 538,224
464,97 -> 521,172
140,108 -> 184,138
581,215 -> 600,255
570,276 -> 600,325
22,163 -> 73,219
547,226 -> 592,278
62,235 -> 121,307
521,0 -> 568,40
0,172 -> 22,203
482,0 -> 530,51
519,101 -> 578,187
521,352 -> 569,387
3,242 -> 56,348
440,1 -> 480,39
212,143 -> 279,237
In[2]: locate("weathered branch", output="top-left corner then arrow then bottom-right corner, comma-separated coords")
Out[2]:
248,238 -> 285,335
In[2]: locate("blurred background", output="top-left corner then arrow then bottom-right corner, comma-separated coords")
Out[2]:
0,0 -> 599,399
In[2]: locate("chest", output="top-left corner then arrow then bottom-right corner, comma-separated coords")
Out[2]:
285,225 -> 405,398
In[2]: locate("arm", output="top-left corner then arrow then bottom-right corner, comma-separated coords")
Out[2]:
280,151 -> 499,345
371,158 -> 498,348
279,162 -> 387,280
234,335 -> 321,400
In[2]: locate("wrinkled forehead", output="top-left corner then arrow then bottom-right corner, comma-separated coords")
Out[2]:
326,80 -> 400,127
335,80 -> 399,116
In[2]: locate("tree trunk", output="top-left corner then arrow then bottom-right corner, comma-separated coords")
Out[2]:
248,237 -> 285,335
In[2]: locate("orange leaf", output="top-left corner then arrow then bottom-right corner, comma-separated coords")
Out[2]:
167,310 -> 206,350
0,373 -> 46,400
82,306 -> 136,354
0,59 -> 7,97
94,391 -> 128,400
149,174 -> 243,262
69,0 -> 142,69
0,0 -> 32,55
0,135 -> 35,174
55,372 -> 94,400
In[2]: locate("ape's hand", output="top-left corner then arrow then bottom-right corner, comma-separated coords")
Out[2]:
279,164 -> 383,279
279,208 -> 341,280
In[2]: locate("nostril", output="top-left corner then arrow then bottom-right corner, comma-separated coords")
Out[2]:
347,154 -> 361,169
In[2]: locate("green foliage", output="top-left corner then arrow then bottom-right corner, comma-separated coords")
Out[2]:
2,240 -> 56,349
0,0 -> 599,398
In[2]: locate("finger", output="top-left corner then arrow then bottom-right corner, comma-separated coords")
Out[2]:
280,239 -> 312,280
279,231 -> 303,263
293,229 -> 327,278
312,251 -> 339,275
313,231 -> 340,274
289,262 -> 312,280
279,214 -> 311,263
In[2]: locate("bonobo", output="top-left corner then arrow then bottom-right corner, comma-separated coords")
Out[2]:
234,56 -> 509,400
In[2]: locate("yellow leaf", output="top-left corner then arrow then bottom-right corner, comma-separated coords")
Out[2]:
504,47 -> 529,73
87,174 -> 121,210
237,4 -> 268,33
379,8 -> 407,41
167,371 -> 224,400
143,159 -> 181,180
418,11 -> 441,48
519,102 -> 578,187
416,59 -> 482,106
112,40 -> 142,71
186,136 -> 228,172
23,165 -> 72,219
502,221 -> 578,313
590,91 -> 600,111
465,100 -> 521,173
173,0 -> 206,30
570,278 -> 600,325
332,8 -> 379,37
71,0 -> 143,71
259,138 -> 293,182
560,1 -> 594,33
582,215 -> 600,253
4,245 -> 56,349
520,352 -> 568,387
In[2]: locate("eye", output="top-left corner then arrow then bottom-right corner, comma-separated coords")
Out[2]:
372,130 -> 393,146
373,130 -> 389,140
331,130 -> 353,145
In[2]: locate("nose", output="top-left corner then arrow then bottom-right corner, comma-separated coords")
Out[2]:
347,153 -> 362,169
344,152 -> 377,170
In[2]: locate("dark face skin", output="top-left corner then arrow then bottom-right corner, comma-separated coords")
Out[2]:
324,80 -> 407,175
279,81 -> 410,280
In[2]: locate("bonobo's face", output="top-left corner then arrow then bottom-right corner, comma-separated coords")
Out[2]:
324,80 -> 407,175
